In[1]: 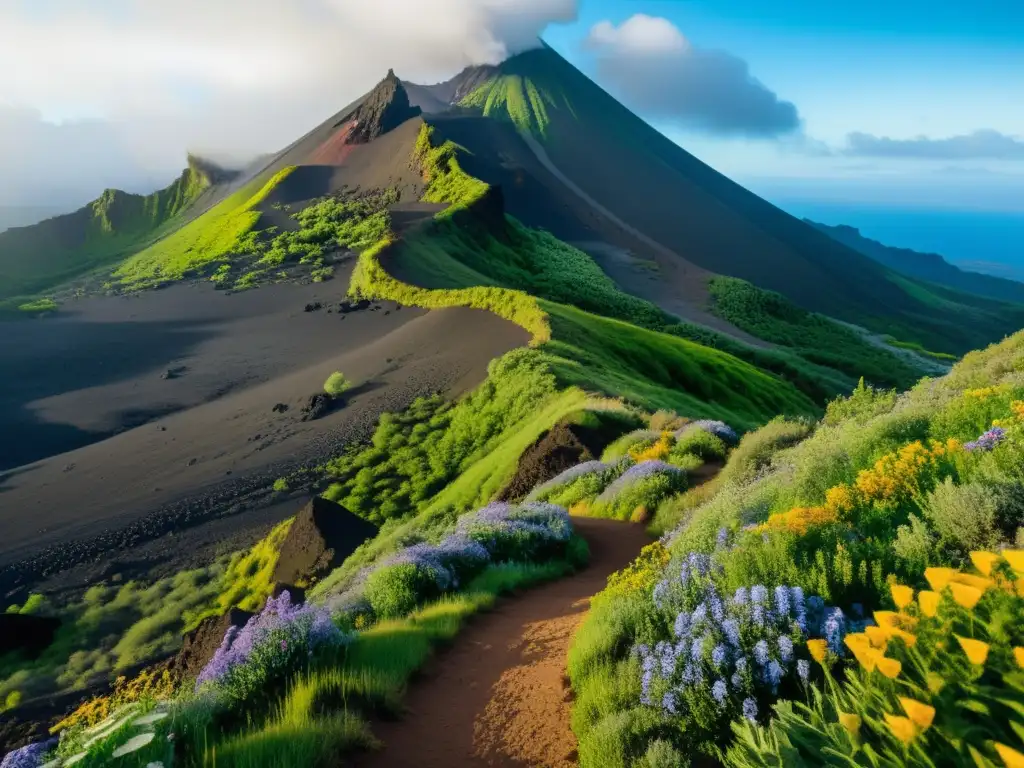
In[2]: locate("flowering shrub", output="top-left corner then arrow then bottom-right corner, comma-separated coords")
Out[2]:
727,553 -> 1024,767
965,425 -> 1006,452
631,432 -> 674,462
0,739 -> 56,768
196,591 -> 348,704
629,549 -> 846,761
456,501 -> 572,561
51,668 -> 176,733
527,458 -> 633,507
590,461 -> 688,520
677,420 -> 739,447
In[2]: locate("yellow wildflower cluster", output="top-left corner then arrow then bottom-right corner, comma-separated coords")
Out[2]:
853,439 -> 961,505
602,541 -> 671,601
758,506 -> 838,535
51,667 -> 176,733
630,432 -> 674,462
993,399 -> 1024,428
964,385 -> 1009,400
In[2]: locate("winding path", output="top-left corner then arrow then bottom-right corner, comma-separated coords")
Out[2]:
351,517 -> 653,767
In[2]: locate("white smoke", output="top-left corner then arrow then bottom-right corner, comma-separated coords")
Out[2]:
0,0 -> 578,207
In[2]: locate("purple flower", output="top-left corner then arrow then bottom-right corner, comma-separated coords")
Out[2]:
965,425 -> 1006,452
676,420 -> 739,446
712,679 -> 728,705
752,604 -> 765,627
712,644 -> 727,669
709,593 -> 725,624
691,603 -> 708,629
791,587 -> 807,631
797,659 -> 810,682
753,640 -> 769,667
681,663 -> 704,686
823,608 -> 846,655
731,671 -> 743,688
750,585 -> 768,605
735,657 -> 748,674
777,636 -> 794,664
766,661 -> 784,690
528,459 -> 626,500
662,691 -> 679,715
1,738 -> 57,768
596,461 -> 684,503
722,618 -> 741,647
716,527 -> 730,550
687,552 -> 712,577
742,697 -> 758,723
731,587 -> 749,606
774,585 -> 791,619
653,580 -> 670,608
673,611 -> 690,638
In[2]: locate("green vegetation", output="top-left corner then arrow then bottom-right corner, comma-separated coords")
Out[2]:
568,329 -> 1024,767
459,73 -> 576,137
708,277 -> 924,389
115,167 -> 296,289
16,297 -> 58,314
0,522 -> 289,702
883,335 -> 959,361
324,372 -> 353,397
0,159 -> 213,302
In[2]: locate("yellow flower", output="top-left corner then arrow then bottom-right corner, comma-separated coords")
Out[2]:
1015,578 -> 1024,598
925,567 -> 957,591
873,610 -> 916,629
926,672 -> 946,694
807,639 -> 828,664
884,714 -> 918,745
950,582 -> 984,610
970,551 -> 1001,576
996,743 -> 1024,768
838,712 -> 862,736
1004,550 -> 1024,573
866,625 -> 890,648
956,635 -> 990,665
1014,647 -> 1024,669
918,590 -> 941,617
889,627 -> 918,647
899,698 -> 936,731
876,655 -> 902,679
950,572 -> 993,591
890,583 -> 914,609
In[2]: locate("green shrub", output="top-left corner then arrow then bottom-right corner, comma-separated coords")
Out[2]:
364,564 -> 436,619
923,478 -> 1009,556
823,378 -> 898,426
718,417 -> 812,487
272,478 -> 289,493
893,514 -> 934,575
324,372 -> 352,397
670,429 -> 727,463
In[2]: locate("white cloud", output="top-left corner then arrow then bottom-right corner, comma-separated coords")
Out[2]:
0,0 -> 577,208
584,15 -> 800,138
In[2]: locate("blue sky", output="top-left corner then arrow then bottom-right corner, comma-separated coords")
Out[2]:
543,0 -> 1024,211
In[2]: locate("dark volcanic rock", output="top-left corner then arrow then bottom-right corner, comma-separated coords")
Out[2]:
0,613 -> 60,659
304,302 -> 322,313
497,419 -> 628,502
345,69 -> 422,144
300,393 -> 333,421
271,497 -> 377,588
271,403 -> 289,414
172,608 -> 254,682
270,583 -> 306,604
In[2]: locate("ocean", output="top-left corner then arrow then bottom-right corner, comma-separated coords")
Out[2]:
772,201 -> 1024,282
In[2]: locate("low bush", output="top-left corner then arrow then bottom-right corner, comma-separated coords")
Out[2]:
324,371 -> 352,397
589,461 -> 689,521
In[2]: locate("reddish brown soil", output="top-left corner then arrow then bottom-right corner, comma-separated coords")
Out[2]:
352,517 -> 652,768
307,121 -> 358,166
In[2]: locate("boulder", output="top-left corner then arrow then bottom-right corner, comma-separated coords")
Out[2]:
171,608 -> 254,682
0,613 -> 60,659
271,497 -> 377,588
300,393 -> 333,421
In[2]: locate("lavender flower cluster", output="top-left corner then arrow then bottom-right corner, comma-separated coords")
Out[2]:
196,590 -> 348,692
527,458 -> 632,502
676,420 -> 739,446
0,738 -> 56,768
379,535 -> 491,591
456,501 -> 572,547
595,461 -> 684,504
965,425 -> 1006,452
635,549 -> 846,730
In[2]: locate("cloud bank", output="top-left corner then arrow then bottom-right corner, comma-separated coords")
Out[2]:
584,14 -> 800,138
844,129 -> 1024,160
0,0 -> 577,207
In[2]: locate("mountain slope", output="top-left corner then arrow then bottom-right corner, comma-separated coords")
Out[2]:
405,45 -> 1023,354
810,219 -> 1024,305
0,156 -> 227,302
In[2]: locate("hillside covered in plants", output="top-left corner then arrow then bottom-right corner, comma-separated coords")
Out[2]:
3,51 -> 1024,768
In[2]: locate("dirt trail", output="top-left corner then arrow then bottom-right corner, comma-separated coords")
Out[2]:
352,517 -> 653,767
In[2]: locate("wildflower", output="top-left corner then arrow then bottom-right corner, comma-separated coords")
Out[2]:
712,644 -> 727,670
778,636 -> 794,663
890,583 -> 914,609
731,672 -> 743,688
734,657 -> 748,674
732,587 -> 749,605
753,640 -> 770,667
797,659 -> 810,682
716,527 -> 729,549
970,551 -> 1001,576
709,593 -> 725,623
898,697 -> 936,731
712,679 -> 728,705
722,618 -> 741,647
865,626 -> 889,649
951,572 -> 993,591
1014,647 -> 1024,669
995,743 -> 1024,768
775,585 -> 791,618
956,636 -> 990,665
691,603 -> 708,628
884,714 -> 918,745
752,603 -> 765,627
918,590 -> 941,618
1004,549 -> 1024,572
824,608 -> 846,654
950,583 -> 984,610
766,660 -> 784,690
876,656 -> 902,679
673,612 -> 690,638
838,712 -> 862,737
807,639 -> 828,664
791,586 -> 807,630
742,697 -> 758,723
662,691 -> 678,715
750,585 -> 768,605
925,567 -> 957,592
